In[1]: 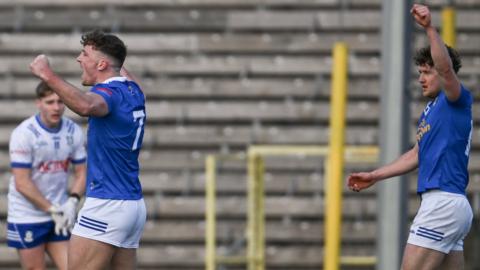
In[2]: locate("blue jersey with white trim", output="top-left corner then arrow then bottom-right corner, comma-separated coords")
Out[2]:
416,84 -> 472,195
87,77 -> 145,200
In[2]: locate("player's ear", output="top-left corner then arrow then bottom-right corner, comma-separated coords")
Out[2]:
97,59 -> 108,71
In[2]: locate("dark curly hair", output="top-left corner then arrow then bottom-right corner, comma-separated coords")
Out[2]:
413,45 -> 462,74
81,29 -> 127,70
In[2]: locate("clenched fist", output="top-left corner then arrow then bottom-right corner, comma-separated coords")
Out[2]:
411,4 -> 432,28
30,54 -> 53,81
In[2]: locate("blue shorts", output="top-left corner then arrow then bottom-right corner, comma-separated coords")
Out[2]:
7,221 -> 70,249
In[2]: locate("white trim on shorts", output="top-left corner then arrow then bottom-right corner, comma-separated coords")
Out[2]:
407,190 -> 472,253
72,197 -> 146,248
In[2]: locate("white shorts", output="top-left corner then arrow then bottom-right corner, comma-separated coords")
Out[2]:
72,197 -> 146,248
407,190 -> 472,253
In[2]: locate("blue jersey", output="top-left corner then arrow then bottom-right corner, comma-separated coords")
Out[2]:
416,84 -> 472,195
87,77 -> 146,200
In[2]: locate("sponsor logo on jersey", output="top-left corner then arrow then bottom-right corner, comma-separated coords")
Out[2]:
38,159 -> 71,173
416,119 -> 431,142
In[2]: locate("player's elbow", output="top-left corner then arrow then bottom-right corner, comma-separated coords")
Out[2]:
76,105 -> 93,117
435,62 -> 455,79
14,180 -> 30,195
75,102 -> 99,117
77,98 -> 108,117
437,67 -> 452,79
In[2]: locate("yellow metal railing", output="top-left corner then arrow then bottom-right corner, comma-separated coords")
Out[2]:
205,153 -> 247,270
247,153 -> 265,270
325,42 -> 349,270
205,145 -> 379,270
205,155 -> 217,270
442,6 -> 456,48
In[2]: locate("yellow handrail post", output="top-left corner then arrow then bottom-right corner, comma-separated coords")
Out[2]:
442,6 -> 456,48
205,155 -> 217,270
324,42 -> 349,270
257,157 -> 265,270
247,153 -> 257,270
247,153 -> 265,270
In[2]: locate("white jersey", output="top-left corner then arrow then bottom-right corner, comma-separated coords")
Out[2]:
8,115 -> 86,223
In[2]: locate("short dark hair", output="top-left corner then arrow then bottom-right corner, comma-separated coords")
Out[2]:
413,45 -> 462,74
35,81 -> 54,99
81,29 -> 127,69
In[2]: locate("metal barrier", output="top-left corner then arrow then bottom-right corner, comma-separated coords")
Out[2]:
205,145 -> 379,270
205,153 -> 246,270
441,6 -> 456,48
325,42 -> 348,270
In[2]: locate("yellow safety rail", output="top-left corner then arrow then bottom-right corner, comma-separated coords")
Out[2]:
205,153 -> 247,270
205,155 -> 216,270
442,6 -> 456,48
325,42 -> 349,270
205,145 -> 379,270
247,153 -> 265,270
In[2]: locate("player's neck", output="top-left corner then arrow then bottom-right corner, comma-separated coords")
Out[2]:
95,69 -> 121,85
36,114 -> 62,132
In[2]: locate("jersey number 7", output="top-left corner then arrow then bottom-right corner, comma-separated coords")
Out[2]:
132,110 -> 145,151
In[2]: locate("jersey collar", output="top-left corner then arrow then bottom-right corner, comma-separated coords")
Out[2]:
102,76 -> 128,84
35,114 -> 63,134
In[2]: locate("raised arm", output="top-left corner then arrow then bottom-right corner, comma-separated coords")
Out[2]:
411,4 -> 461,101
347,143 -> 419,192
30,55 -> 108,117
